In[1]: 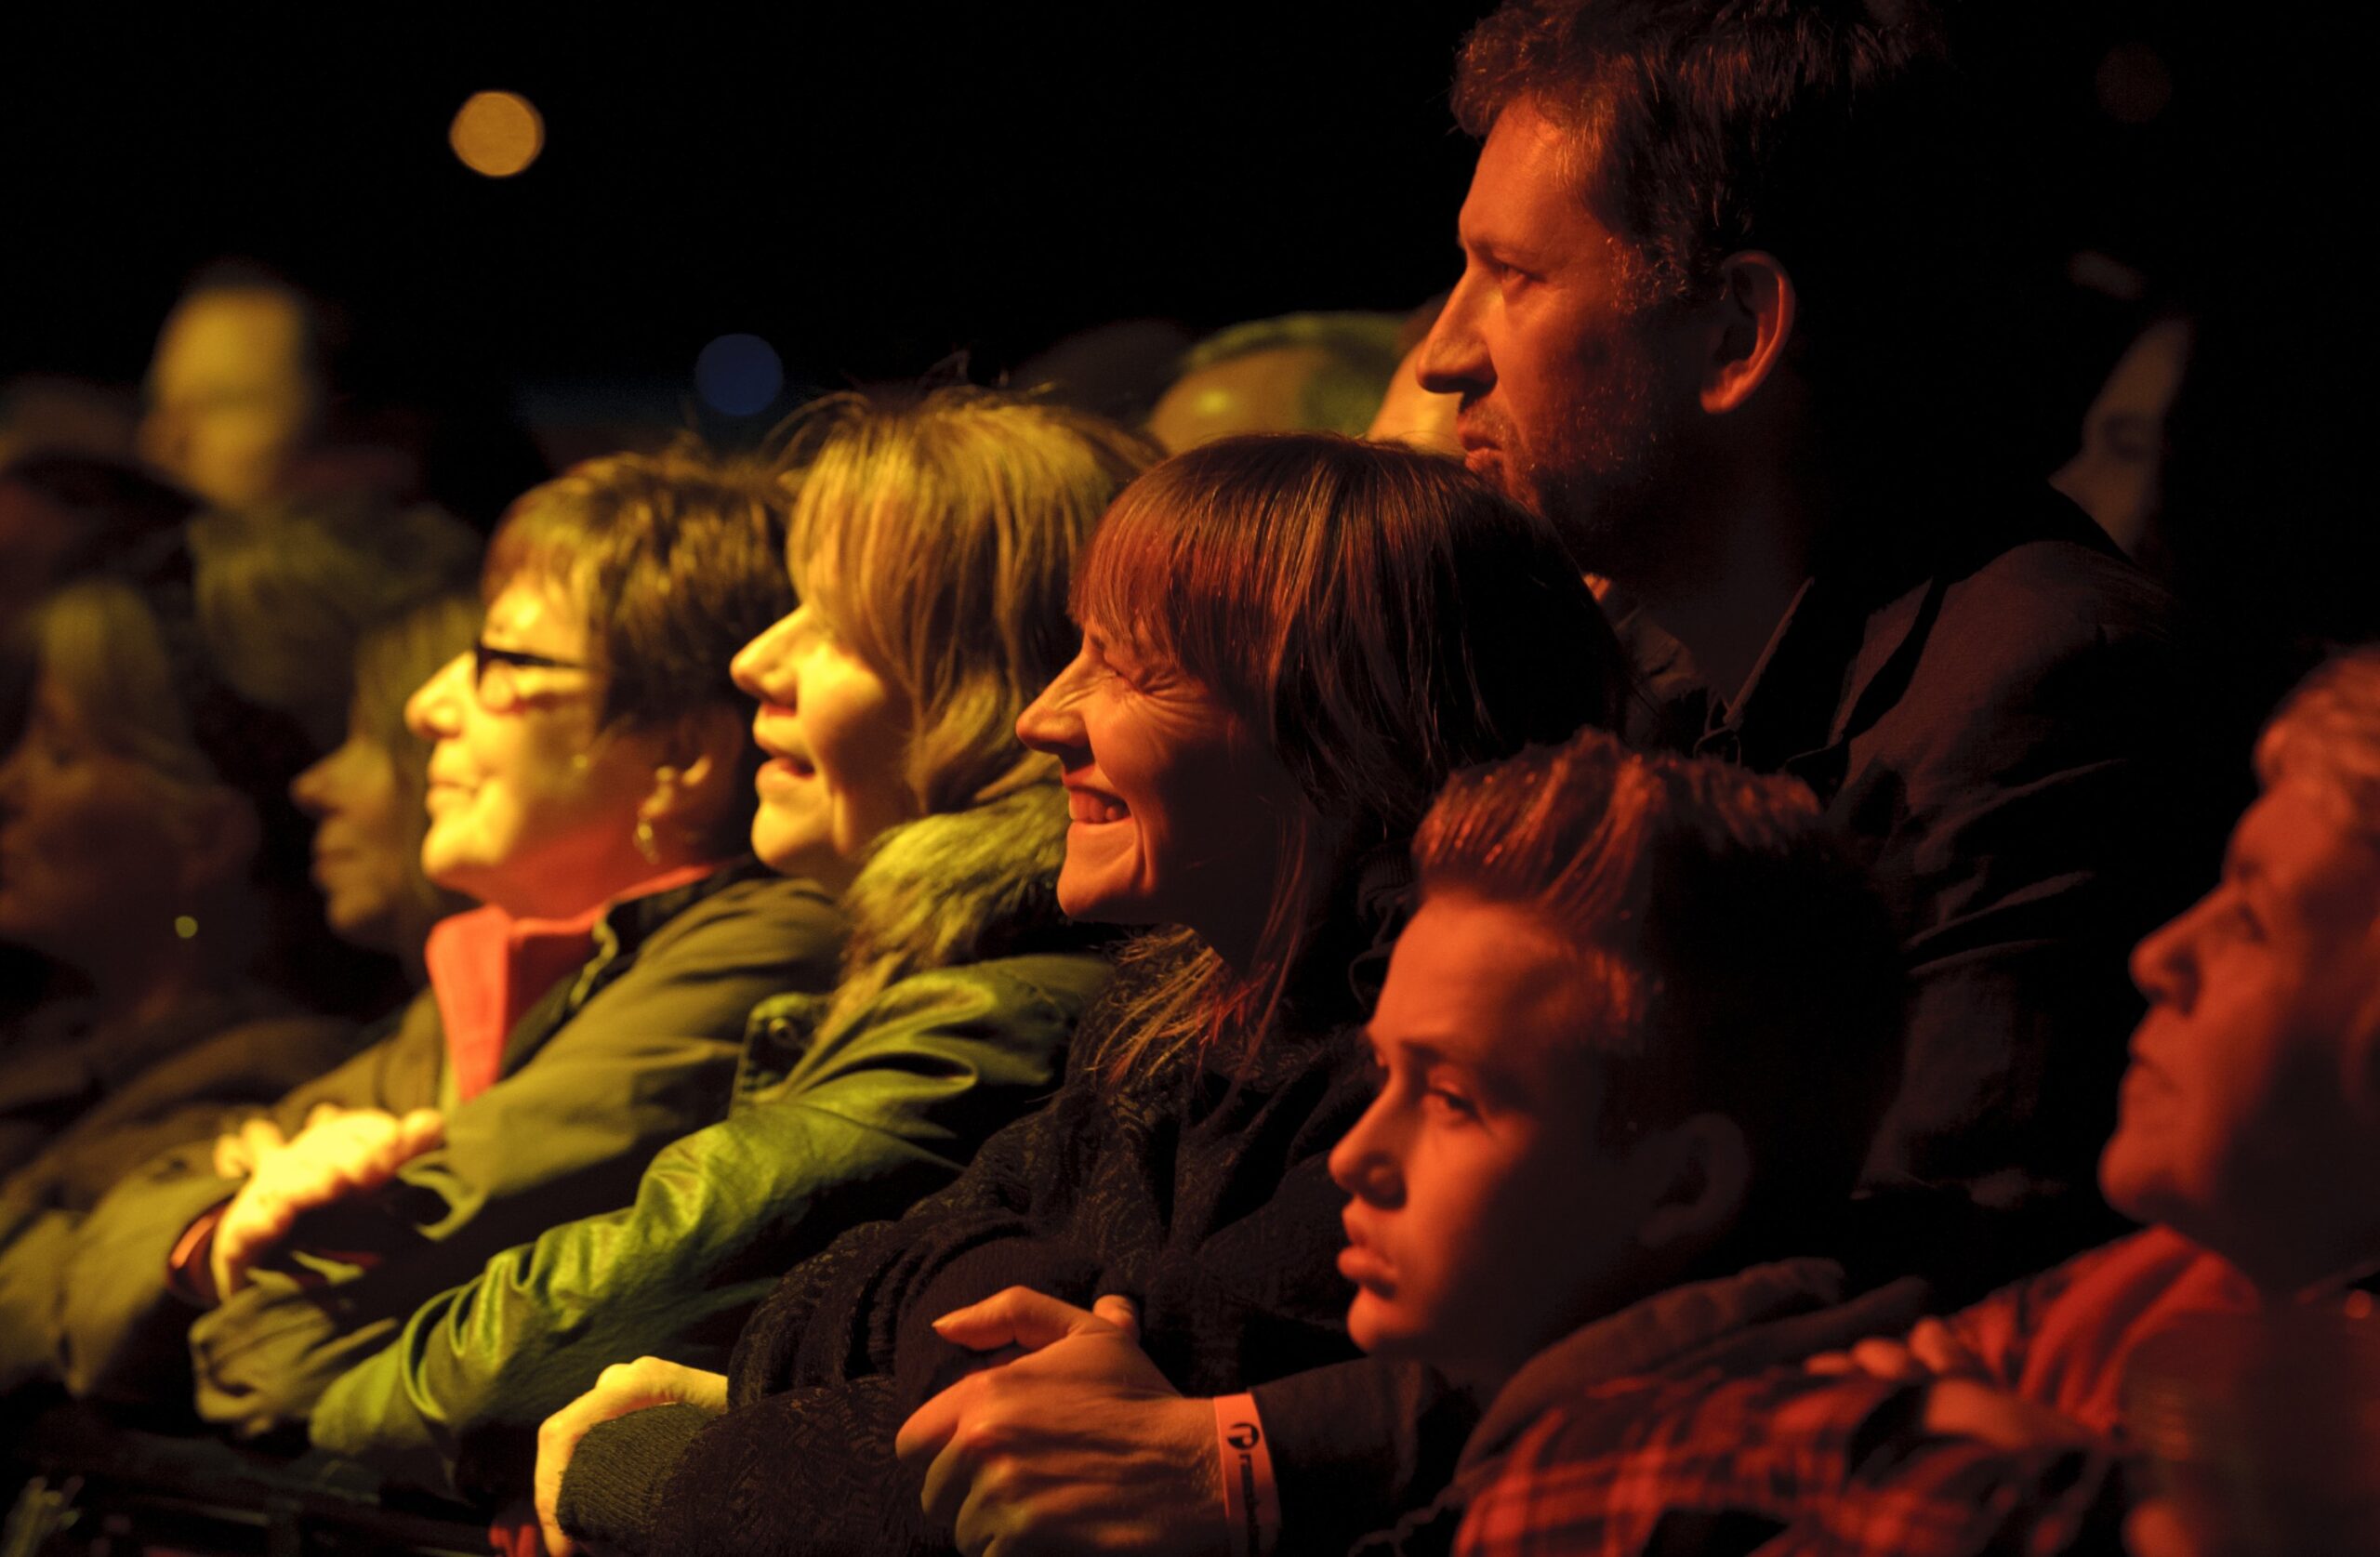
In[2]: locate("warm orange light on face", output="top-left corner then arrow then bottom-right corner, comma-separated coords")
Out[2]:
450,91 -> 544,178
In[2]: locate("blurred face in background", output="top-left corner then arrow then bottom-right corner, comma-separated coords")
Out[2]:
0,671 -> 195,973
404,576 -> 667,920
289,708 -> 416,954
2050,317 -> 2193,556
139,287 -> 321,511
730,602 -> 917,896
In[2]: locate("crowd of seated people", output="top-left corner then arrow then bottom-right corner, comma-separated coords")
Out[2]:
0,3 -> 2372,1555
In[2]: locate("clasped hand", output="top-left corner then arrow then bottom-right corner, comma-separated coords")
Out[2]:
208,1102 -> 444,1300
894,1287 -> 1226,1557
527,1355 -> 729,1557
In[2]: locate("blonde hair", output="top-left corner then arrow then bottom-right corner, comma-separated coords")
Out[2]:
2256,645 -> 2380,844
775,387 -> 1157,815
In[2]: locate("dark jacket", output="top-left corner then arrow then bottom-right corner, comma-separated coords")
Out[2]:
309,784 -> 1109,1499
0,987 -> 360,1392
1613,489 -> 2223,1297
555,906 -> 1468,1557
46,861 -> 842,1428
0,988 -> 358,1204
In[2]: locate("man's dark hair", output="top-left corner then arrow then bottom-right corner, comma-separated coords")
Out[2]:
1454,0 -> 2014,482
1414,727 -> 1908,1255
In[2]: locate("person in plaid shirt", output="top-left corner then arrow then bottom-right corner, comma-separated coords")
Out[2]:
1331,726 -> 1924,1557
1453,649 -> 2380,1555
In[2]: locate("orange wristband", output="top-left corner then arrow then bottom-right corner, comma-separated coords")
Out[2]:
1212,1393 -> 1279,1557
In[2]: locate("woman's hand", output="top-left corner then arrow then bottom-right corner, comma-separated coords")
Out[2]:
533,1357 -> 729,1557
208,1104 -> 444,1299
896,1288 -> 1226,1557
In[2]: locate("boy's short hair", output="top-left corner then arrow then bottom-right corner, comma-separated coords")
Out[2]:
1413,727 -> 1906,1247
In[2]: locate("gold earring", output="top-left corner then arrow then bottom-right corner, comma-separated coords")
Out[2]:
633,818 -> 661,864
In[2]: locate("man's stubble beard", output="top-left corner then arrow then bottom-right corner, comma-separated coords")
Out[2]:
1509,376 -> 1690,590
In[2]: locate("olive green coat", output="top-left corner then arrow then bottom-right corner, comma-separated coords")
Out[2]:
40,861 -> 843,1422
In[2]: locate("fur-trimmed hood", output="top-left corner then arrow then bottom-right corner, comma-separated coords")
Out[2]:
820,779 -> 1078,1032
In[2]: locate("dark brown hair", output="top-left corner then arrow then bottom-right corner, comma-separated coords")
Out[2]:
485,443 -> 795,854
1415,725 -> 1906,1244
1451,0 -> 2004,471
1075,433 -> 1631,1080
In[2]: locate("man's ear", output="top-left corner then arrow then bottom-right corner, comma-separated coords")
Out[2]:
638,706 -> 750,844
176,786 -> 260,901
1632,1113 -> 1752,1255
1699,251 -> 1795,416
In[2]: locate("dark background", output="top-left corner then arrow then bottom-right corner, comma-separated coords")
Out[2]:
0,4 -> 2344,429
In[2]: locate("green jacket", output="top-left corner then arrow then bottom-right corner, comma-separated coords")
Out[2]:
309,783 -> 1108,1500
46,861 -> 843,1425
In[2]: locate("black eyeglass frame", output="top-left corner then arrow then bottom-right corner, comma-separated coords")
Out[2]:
470,640 -> 594,707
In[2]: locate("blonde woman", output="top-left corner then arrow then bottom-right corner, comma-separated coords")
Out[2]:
307,388 -> 1153,1506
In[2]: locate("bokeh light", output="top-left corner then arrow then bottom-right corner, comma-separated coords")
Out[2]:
2095,45 -> 2173,126
451,91 -> 545,178
695,334 -> 787,417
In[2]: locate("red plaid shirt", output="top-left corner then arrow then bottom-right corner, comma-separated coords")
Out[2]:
1454,1367 -> 2124,1557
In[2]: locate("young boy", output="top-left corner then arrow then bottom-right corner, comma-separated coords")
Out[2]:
1331,727 -> 1916,1550
1447,650 -> 2380,1556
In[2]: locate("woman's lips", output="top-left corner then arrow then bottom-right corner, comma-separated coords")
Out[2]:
1065,787 -> 1129,824
757,753 -> 816,785
1337,1242 -> 1395,1294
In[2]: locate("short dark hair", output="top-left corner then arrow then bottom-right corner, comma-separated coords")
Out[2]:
486,444 -> 795,853
1414,726 -> 1906,1248
1453,1 -> 2002,471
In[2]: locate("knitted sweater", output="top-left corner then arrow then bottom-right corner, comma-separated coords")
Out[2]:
562,931 -> 1472,1556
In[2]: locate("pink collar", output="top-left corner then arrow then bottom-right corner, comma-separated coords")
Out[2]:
424,861 -> 723,1102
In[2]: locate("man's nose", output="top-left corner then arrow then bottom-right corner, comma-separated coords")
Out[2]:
1417,270 -> 1493,398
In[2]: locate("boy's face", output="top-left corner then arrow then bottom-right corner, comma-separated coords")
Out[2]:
1329,891 -> 1664,1388
2102,775 -> 2380,1287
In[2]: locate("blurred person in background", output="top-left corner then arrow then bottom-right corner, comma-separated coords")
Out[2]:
41,446 -> 842,1436
1009,319 -> 1197,427
0,579 -> 364,1348
0,590 -> 476,1393
1146,311 -> 1407,452
138,259 -> 548,534
291,592 -> 482,986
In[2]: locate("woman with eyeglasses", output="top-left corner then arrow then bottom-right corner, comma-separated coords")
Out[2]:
44,447 -> 846,1424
